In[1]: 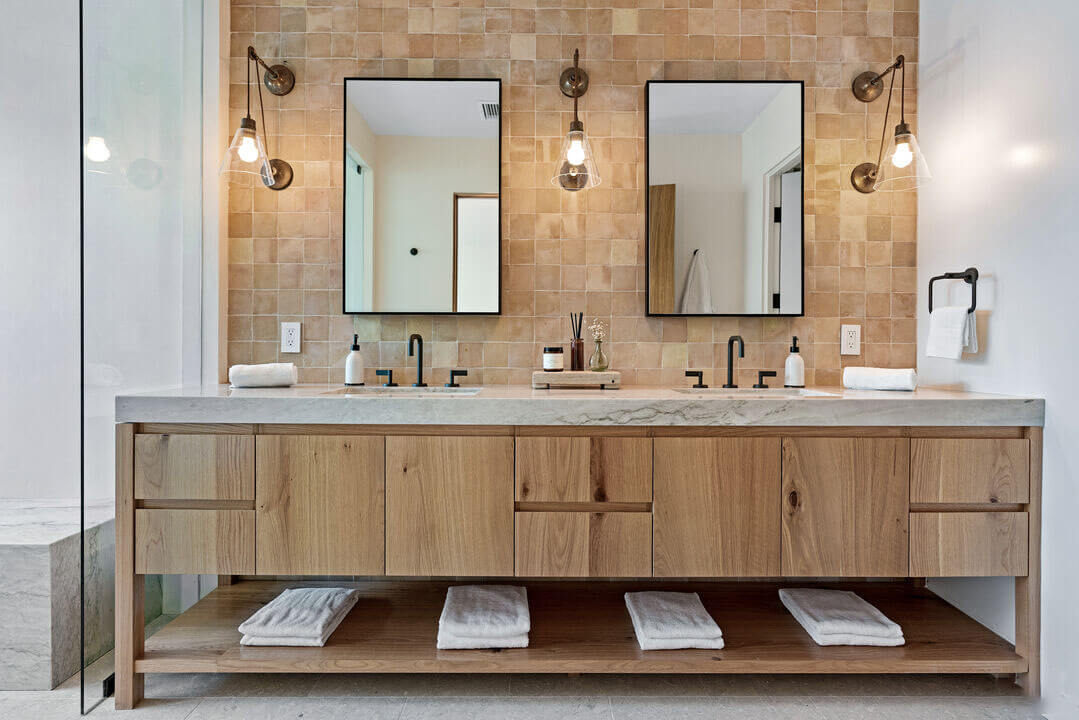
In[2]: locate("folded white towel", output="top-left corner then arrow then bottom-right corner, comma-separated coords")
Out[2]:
926,306 -> 978,359
779,589 -> 904,647
624,591 -> 724,650
436,633 -> 530,650
437,585 -> 530,650
228,362 -> 298,388
842,367 -> 918,391
679,250 -> 714,314
238,587 -> 358,647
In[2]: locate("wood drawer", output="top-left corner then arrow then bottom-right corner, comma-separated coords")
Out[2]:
515,437 -> 652,503
910,512 -> 1028,577
515,511 -> 651,577
135,509 -> 254,574
911,439 -> 1028,504
134,434 -> 254,500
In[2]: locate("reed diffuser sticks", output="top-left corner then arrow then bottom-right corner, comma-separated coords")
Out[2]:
569,312 -> 584,371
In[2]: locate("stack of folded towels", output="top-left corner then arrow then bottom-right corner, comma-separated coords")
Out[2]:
779,588 -> 904,647
237,587 -> 359,646
624,591 -> 724,650
437,585 -> 530,649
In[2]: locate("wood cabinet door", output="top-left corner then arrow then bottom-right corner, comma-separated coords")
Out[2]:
134,433 -> 254,500
135,509 -> 254,574
781,438 -> 909,577
910,512 -> 1028,577
386,436 -> 514,576
653,437 -> 781,577
515,436 -> 652,503
911,439 -> 1029,504
256,435 -> 385,575
515,511 -> 652,577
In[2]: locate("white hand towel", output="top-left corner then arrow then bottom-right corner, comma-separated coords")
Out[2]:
238,587 -> 358,646
842,367 -> 918,391
437,585 -> 530,649
624,591 -> 724,650
679,251 -> 714,314
926,306 -> 978,359
229,362 -> 298,388
779,589 -> 904,647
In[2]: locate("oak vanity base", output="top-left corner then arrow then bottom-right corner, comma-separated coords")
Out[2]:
114,422 -> 1042,708
136,579 -> 1024,676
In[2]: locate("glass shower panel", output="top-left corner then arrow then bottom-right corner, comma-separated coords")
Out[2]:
81,0 -> 203,712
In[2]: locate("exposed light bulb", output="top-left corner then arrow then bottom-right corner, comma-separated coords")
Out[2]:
566,138 -> 586,166
84,136 -> 111,163
237,135 -> 260,163
892,139 -> 913,169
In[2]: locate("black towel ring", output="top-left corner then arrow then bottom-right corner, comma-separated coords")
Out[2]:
928,267 -> 978,314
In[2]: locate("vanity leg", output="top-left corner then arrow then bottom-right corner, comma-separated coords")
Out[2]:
1015,426 -> 1041,697
115,424 -> 144,709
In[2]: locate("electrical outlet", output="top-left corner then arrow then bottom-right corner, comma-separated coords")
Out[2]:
841,324 -> 861,356
281,322 -> 301,353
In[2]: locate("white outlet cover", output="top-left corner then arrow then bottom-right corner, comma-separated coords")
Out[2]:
281,322 -> 301,353
841,324 -> 861,356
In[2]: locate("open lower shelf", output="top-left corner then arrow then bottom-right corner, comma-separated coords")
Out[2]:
137,580 -> 1025,675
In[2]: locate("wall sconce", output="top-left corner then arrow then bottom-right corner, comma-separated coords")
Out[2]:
552,49 -> 600,191
219,46 -> 295,191
850,55 -> 931,193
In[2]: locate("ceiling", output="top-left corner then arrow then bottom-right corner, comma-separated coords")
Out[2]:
649,83 -> 796,135
346,80 -> 500,138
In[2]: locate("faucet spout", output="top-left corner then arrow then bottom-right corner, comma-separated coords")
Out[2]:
724,335 -> 745,388
408,333 -> 426,387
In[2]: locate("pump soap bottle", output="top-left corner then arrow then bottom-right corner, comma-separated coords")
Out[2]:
345,334 -> 365,386
784,336 -> 805,388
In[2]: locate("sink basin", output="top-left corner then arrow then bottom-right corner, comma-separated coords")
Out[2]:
673,387 -> 839,398
322,386 -> 481,398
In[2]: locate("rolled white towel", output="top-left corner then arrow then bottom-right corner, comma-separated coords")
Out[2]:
238,587 -> 358,647
779,589 -> 904,647
842,366 -> 917,391
229,362 -> 298,388
624,591 -> 724,650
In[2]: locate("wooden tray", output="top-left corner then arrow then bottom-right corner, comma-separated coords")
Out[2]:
532,370 -> 621,389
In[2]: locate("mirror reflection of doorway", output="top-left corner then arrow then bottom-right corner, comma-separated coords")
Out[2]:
453,193 -> 499,312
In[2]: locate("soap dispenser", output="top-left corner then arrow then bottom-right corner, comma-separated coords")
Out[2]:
784,336 -> 805,388
345,334 -> 365,386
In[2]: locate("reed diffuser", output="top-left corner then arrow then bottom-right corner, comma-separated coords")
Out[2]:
569,312 -> 584,371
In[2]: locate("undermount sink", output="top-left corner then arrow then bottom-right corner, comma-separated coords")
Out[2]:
323,386 -> 481,398
673,387 -> 839,398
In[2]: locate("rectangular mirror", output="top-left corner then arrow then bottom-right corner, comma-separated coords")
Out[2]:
343,79 -> 501,314
646,81 -> 804,316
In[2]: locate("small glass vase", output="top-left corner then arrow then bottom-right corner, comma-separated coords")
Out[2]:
588,340 -> 609,372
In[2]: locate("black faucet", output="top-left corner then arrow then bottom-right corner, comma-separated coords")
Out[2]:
445,369 -> 468,388
376,369 -> 397,387
754,370 -> 778,389
724,335 -> 745,388
685,370 -> 707,389
408,333 -> 426,387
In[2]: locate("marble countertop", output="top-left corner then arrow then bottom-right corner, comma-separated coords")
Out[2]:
115,384 -> 1044,427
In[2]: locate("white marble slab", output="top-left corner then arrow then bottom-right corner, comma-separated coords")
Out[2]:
115,384 -> 1044,427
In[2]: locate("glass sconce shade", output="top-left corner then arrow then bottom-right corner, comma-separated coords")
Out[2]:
874,124 -> 932,191
552,126 -> 600,191
219,118 -> 273,186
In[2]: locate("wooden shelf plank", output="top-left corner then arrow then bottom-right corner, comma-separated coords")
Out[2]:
138,580 -> 1024,675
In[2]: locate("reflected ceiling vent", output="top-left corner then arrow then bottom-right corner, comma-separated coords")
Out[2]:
480,102 -> 500,119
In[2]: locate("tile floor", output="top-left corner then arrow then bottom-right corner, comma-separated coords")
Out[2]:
0,655 -> 1046,720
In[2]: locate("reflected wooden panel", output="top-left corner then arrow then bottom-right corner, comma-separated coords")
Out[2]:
648,183 -> 676,313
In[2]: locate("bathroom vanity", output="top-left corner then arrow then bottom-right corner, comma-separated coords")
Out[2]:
113,386 -> 1043,709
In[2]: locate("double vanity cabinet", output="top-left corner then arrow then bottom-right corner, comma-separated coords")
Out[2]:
113,386 -> 1044,709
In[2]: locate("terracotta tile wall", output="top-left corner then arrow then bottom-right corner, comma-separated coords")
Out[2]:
227,0 -> 918,387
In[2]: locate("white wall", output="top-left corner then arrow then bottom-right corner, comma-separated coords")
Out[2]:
919,2 -> 1079,716
741,85 -> 801,312
649,134 -> 744,311
0,1 -> 80,499
373,136 -> 498,312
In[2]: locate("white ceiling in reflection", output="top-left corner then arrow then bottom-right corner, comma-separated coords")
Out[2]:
650,83 -> 796,134
346,80 -> 500,137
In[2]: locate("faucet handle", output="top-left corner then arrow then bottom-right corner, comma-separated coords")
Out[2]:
685,370 -> 708,389
753,370 -> 778,389
376,369 -> 398,387
445,369 -> 468,388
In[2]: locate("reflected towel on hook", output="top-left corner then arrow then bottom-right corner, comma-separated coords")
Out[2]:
679,250 -> 714,314
926,306 -> 978,359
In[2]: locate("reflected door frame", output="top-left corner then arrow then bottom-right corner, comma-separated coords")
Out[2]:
453,192 -> 499,313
